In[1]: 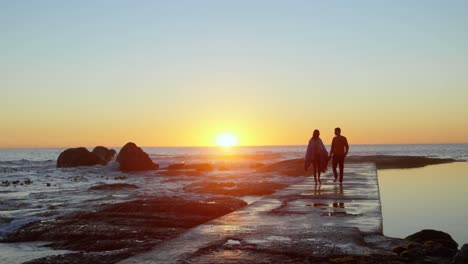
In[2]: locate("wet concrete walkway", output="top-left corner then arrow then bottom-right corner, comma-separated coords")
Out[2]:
119,163 -> 387,263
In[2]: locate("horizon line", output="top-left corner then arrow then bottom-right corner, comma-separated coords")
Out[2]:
1,142 -> 468,150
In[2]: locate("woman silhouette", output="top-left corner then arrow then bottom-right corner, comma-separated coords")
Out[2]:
305,129 -> 328,184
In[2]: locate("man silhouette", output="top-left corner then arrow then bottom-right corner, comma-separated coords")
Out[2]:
329,127 -> 349,183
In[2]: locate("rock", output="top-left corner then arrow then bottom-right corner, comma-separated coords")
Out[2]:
91,146 -> 116,164
423,240 -> 456,258
184,181 -> 287,196
22,251 -> 137,264
454,244 -> 468,264
406,230 -> 458,251
3,196 -> 247,263
393,246 -> 406,254
405,229 -> 458,258
392,230 -> 460,263
346,155 -> 456,169
400,246 -> 426,259
186,163 -> 214,171
364,234 -> 409,253
169,163 -> 214,171
407,242 -> 419,249
89,183 -> 138,191
1,180 -> 10,187
56,147 -> 104,168
167,163 -> 186,170
116,142 -> 159,172
166,163 -> 213,171
69,176 -> 88,182
257,156 -> 457,176
257,155 -> 458,176
16,197 -> 246,264
249,163 -> 265,169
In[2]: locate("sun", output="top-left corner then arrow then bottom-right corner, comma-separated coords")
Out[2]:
216,133 -> 238,147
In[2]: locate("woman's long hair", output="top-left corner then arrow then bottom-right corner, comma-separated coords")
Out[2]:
312,129 -> 320,139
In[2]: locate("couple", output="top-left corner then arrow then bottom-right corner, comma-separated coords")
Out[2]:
304,127 -> 349,184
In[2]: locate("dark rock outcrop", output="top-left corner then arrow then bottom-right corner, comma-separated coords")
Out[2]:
249,163 -> 265,169
167,163 -> 214,171
392,229 -> 460,261
257,155 -> 457,176
167,163 -> 186,170
346,155 -> 457,169
185,163 -> 214,171
116,142 -> 159,172
92,146 -> 116,164
3,196 -> 247,263
22,251 -> 137,264
57,147 -> 104,168
405,229 -> 458,252
454,244 -> 468,264
1,179 -> 33,187
89,183 -> 138,191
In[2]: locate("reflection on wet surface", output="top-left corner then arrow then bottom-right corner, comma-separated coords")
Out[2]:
313,184 -> 321,196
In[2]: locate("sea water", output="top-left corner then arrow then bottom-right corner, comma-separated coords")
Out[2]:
0,144 -> 467,257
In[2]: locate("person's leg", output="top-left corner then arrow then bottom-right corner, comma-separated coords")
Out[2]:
313,158 -> 318,184
339,156 -> 345,183
317,154 -> 321,184
332,156 -> 338,182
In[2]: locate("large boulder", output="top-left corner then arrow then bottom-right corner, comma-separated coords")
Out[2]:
116,142 -> 159,172
57,148 -> 104,168
454,244 -> 468,264
92,146 -> 116,163
404,229 -> 458,258
405,229 -> 458,250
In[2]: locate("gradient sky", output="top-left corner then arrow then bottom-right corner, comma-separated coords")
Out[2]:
2,1 -> 468,147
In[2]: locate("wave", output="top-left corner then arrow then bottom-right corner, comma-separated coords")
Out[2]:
0,216 -> 44,237
0,159 -> 54,166
0,160 -> 55,174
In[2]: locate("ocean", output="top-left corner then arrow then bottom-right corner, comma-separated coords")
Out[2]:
1,144 -> 467,257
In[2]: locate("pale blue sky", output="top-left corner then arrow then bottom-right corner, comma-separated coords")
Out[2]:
1,1 -> 468,147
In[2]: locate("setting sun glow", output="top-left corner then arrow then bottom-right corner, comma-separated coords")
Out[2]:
216,134 -> 238,147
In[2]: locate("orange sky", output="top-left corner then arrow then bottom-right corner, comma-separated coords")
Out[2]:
2,1 -> 468,148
